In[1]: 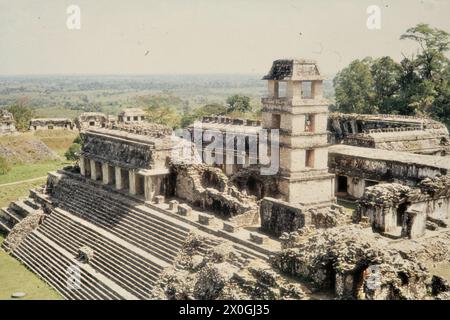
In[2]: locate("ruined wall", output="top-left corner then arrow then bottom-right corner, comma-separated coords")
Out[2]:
260,198 -> 308,237
356,175 -> 450,238
329,146 -> 449,187
29,118 -> 74,130
76,112 -> 108,130
171,162 -> 258,220
0,109 -> 16,135
328,113 -> 450,155
272,225 -> 440,300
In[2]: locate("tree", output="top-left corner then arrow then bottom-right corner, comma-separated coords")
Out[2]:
64,143 -> 81,161
64,135 -> 82,161
145,105 -> 181,129
226,95 -> 251,113
398,24 -> 450,121
333,24 -> 450,127
137,95 -> 183,129
180,103 -> 227,128
333,58 -> 376,114
6,98 -> 35,131
400,23 -> 449,80
370,57 -> 402,114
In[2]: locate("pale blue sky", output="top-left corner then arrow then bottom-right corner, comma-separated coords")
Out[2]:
0,0 -> 448,75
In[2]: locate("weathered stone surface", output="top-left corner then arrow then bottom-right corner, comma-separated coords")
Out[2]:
149,232 -> 307,300
0,109 -> 16,135
272,224 -> 449,300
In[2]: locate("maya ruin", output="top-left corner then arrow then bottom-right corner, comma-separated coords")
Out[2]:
1,59 -> 449,300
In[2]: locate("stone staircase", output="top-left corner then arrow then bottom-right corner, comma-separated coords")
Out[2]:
37,209 -> 166,299
0,198 -> 38,233
2,173 -> 271,300
11,230 -> 135,300
50,176 -> 191,265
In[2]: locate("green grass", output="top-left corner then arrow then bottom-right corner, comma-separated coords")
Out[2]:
0,160 -> 70,185
0,179 -> 46,208
33,129 -> 79,156
0,232 -> 62,300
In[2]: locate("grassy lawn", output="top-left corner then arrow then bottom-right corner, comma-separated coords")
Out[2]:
0,160 -> 70,185
0,179 -> 47,208
0,232 -> 62,300
33,130 -> 78,156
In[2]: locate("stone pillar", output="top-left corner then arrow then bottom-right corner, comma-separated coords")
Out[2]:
115,167 -> 122,190
79,156 -> 85,176
90,159 -> 97,180
102,162 -> 110,185
144,176 -> 153,201
129,170 -> 136,195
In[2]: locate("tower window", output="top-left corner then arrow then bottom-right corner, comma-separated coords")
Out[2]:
271,114 -> 281,129
305,114 -> 315,132
301,81 -> 313,99
305,149 -> 314,168
277,81 -> 287,98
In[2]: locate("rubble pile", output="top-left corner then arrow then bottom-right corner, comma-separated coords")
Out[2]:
3,212 -> 46,251
171,162 -> 258,218
272,225 -> 449,299
417,174 -> 450,199
149,233 -> 307,300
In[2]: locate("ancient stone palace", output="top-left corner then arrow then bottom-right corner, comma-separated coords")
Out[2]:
1,59 -> 449,300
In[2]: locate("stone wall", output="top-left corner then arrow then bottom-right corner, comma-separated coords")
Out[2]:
328,113 -> 450,155
329,145 -> 450,188
0,109 -> 16,135
171,162 -> 258,220
29,118 -> 74,130
81,131 -> 157,170
355,175 -> 450,239
272,225 -> 441,300
260,197 -> 308,237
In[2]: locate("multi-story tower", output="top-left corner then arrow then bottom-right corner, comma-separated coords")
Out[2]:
261,59 -> 335,206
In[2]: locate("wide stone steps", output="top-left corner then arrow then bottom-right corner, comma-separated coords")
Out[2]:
51,180 -> 190,264
39,221 -> 151,299
1,207 -> 22,224
0,215 -> 13,233
0,197 -> 39,234
72,195 -> 186,252
12,231 -> 132,300
38,210 -> 163,299
59,198 -> 182,263
9,199 -> 35,217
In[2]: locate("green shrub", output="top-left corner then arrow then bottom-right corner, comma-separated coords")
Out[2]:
64,143 -> 81,161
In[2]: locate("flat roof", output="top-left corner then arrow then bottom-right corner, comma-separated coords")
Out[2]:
329,145 -> 450,170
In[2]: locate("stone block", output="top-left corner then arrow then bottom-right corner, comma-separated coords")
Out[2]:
198,213 -> 213,225
177,204 -> 192,216
249,232 -> 268,245
223,222 -> 237,233
169,200 -> 179,211
154,195 -> 165,204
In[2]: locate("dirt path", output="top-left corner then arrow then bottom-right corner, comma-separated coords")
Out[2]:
0,176 -> 47,188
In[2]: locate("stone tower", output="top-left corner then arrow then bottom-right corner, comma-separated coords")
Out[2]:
261,59 -> 335,206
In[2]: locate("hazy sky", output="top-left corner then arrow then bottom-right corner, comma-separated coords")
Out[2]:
0,0 -> 449,76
